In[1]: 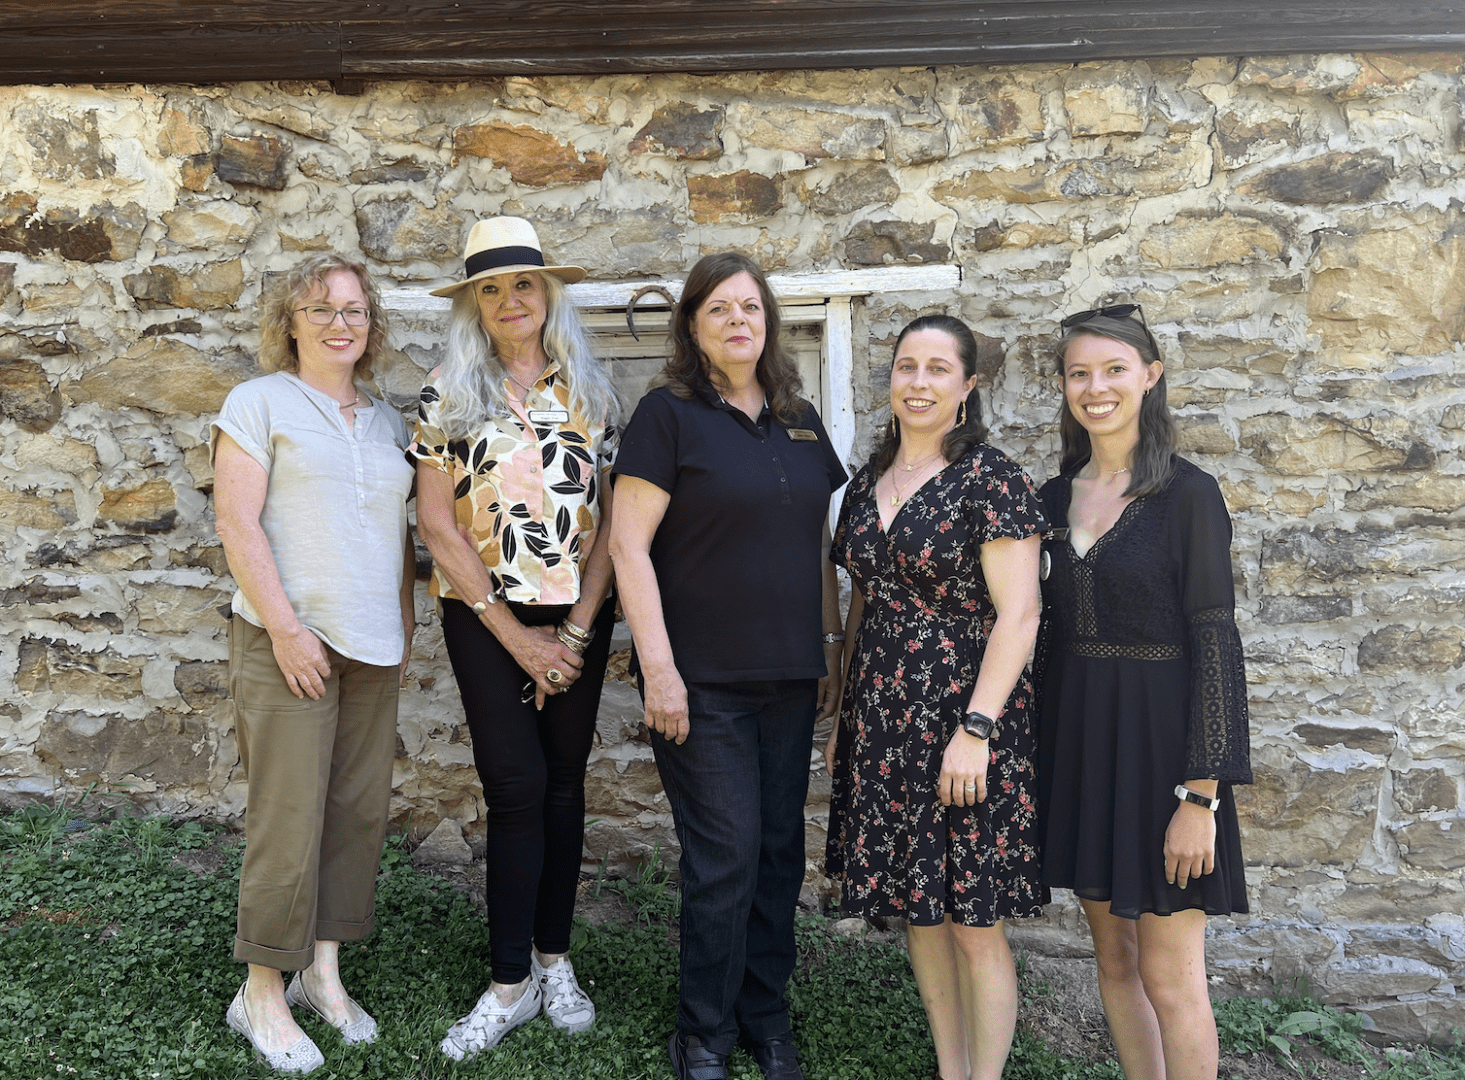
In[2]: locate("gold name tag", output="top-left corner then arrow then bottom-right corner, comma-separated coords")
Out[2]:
528,409 -> 570,424
787,428 -> 818,442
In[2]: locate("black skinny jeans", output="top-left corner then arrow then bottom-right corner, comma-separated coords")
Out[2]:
440,596 -> 615,984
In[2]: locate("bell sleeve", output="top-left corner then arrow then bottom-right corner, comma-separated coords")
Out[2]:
1174,470 -> 1253,785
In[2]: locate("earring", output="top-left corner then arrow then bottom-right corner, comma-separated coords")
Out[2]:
957,400 -> 968,427
1144,389 -> 1149,397
889,414 -> 898,438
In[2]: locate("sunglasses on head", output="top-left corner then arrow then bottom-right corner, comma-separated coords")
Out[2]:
1060,303 -> 1143,329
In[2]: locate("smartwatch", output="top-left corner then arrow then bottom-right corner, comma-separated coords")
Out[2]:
1174,784 -> 1220,811
961,711 -> 996,740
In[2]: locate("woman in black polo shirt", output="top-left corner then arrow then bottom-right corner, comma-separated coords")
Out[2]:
610,252 -> 848,1080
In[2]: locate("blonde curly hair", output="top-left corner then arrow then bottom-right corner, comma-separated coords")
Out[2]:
257,254 -> 390,383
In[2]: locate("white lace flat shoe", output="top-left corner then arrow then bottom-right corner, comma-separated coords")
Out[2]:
440,980 -> 542,1061
226,983 -> 325,1074
532,954 -> 595,1033
285,971 -> 378,1045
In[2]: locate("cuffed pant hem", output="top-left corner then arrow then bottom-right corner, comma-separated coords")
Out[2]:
234,936 -> 315,971
318,913 -> 375,943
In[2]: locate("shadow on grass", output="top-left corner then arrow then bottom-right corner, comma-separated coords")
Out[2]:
0,814 -> 941,1079
5,812 -> 1463,1080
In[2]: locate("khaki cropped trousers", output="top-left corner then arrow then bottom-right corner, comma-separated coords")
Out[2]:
229,615 -> 399,970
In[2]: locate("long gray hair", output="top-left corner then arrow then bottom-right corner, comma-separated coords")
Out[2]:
430,271 -> 618,439
1054,312 -> 1177,497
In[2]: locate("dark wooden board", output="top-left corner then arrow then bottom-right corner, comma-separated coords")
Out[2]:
0,26 -> 341,83
1,2 -> 1461,83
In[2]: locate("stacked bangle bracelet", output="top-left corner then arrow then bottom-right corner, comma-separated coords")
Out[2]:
556,619 -> 594,654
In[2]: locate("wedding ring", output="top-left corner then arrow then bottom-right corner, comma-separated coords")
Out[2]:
547,668 -> 564,684
964,782 -> 977,790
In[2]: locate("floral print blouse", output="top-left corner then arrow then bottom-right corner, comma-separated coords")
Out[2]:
407,361 -> 616,606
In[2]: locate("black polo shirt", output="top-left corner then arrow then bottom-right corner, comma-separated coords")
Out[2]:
613,385 -> 848,683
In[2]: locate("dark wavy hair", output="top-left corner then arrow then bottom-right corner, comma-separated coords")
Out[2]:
1053,311 -> 1177,497
655,251 -> 806,425
869,314 -> 990,475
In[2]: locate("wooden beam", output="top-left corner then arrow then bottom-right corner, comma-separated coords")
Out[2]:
0,25 -> 340,83
0,2 -> 1461,84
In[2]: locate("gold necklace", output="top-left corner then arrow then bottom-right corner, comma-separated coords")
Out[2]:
888,451 -> 944,507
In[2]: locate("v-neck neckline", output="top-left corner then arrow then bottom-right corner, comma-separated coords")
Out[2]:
875,459 -> 951,534
1062,473 -> 1143,561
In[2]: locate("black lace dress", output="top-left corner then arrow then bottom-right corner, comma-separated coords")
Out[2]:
826,445 -> 1049,928
1036,457 -> 1252,919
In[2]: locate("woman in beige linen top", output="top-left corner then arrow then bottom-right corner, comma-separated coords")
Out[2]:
409,217 -> 618,1063
212,253 -> 414,1073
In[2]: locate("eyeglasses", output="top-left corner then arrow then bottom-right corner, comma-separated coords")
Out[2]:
1060,303 -> 1158,354
295,306 -> 371,326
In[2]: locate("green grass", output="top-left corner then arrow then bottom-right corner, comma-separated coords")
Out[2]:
2,804 -> 1463,1079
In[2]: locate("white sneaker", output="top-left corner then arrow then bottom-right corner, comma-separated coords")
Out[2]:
439,980 -> 542,1061
532,954 -> 595,1033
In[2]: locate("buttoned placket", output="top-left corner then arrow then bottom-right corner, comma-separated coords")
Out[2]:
294,375 -> 375,529
345,401 -> 376,529
503,371 -> 560,518
719,397 -> 794,507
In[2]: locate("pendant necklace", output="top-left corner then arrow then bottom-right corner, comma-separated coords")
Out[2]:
889,450 -> 944,507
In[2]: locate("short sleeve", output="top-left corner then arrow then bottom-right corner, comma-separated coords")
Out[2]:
830,465 -> 873,571
1173,469 -> 1253,784
405,379 -> 454,474
210,380 -> 273,472
612,389 -> 680,495
792,400 -> 849,495
376,394 -> 411,452
969,446 -> 1048,545
598,420 -> 619,473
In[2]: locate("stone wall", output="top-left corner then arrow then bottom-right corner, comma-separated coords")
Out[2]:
1,55 -> 1462,1042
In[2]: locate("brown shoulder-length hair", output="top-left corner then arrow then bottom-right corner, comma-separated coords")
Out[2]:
655,251 -> 806,425
257,254 -> 390,384
869,314 -> 990,475
1053,312 -> 1177,497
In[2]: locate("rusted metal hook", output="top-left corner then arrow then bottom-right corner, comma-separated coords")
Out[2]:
625,284 -> 675,341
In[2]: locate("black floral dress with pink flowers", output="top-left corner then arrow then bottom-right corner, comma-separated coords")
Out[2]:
826,444 -> 1049,927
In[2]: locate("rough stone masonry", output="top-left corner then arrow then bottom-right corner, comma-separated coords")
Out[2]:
0,53 -> 1462,1041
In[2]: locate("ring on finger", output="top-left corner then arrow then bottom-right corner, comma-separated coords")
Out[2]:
963,782 -> 977,790
547,668 -> 564,684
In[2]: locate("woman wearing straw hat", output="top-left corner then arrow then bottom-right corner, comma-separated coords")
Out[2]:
409,217 -> 620,1061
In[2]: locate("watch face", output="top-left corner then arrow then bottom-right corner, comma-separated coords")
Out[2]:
963,714 -> 994,739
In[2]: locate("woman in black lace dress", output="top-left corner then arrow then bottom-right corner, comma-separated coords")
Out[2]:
1035,305 -> 1252,1080
824,315 -> 1045,1080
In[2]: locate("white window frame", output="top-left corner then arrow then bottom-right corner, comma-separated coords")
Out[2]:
384,264 -> 962,518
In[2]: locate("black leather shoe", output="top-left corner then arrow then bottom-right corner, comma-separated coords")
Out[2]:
743,1032 -> 805,1080
669,1031 -> 729,1080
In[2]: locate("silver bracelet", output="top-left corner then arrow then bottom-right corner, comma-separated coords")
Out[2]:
822,632 -> 844,643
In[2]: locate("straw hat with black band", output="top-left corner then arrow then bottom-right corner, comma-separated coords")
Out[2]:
430,216 -> 586,297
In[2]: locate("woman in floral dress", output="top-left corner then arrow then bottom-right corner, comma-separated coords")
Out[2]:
824,314 -> 1046,1080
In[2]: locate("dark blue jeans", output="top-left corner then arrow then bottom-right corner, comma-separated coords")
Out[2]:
650,678 -> 817,1057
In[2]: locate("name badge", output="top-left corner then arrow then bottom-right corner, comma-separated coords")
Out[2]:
786,428 -> 818,442
527,408 -> 570,425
